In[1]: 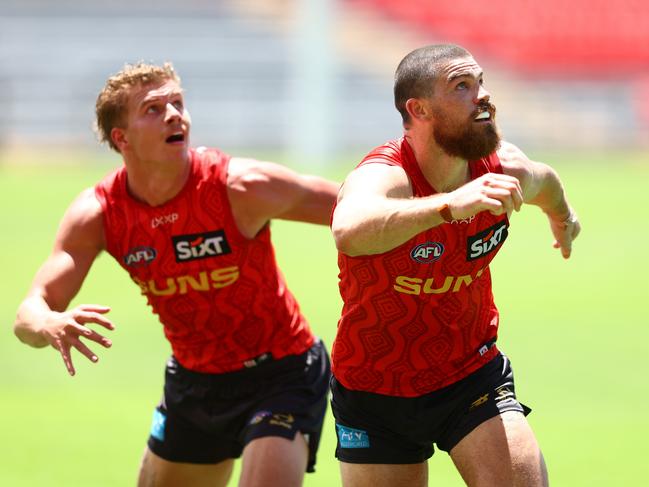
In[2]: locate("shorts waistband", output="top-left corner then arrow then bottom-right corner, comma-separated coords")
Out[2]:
167,353 -> 276,381
166,340 -> 321,384
478,338 -> 497,357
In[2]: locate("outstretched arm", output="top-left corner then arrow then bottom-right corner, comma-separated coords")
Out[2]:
14,188 -> 114,375
227,157 -> 340,238
332,161 -> 523,256
498,141 -> 581,258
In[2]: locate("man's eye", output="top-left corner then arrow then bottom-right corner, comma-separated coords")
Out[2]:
456,82 -> 467,90
172,100 -> 183,110
146,105 -> 160,114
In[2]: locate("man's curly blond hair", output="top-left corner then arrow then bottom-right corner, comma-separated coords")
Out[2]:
95,62 -> 180,152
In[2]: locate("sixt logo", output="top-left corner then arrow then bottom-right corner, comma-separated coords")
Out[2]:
467,221 -> 508,261
123,246 -> 157,267
410,241 -> 444,263
172,230 -> 231,263
336,424 -> 370,449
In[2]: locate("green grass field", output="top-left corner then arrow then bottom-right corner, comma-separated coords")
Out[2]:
1,150 -> 648,486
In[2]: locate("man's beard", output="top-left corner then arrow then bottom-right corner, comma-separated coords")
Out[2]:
432,104 -> 501,161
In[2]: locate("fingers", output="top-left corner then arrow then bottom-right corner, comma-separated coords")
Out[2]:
488,177 -> 523,212
554,239 -> 572,259
482,197 -> 508,216
77,304 -> 111,313
482,188 -> 516,215
70,337 -> 100,364
552,222 -> 580,259
69,323 -> 112,348
477,174 -> 523,214
53,328 -> 104,376
449,173 -> 523,220
73,307 -> 115,331
46,306 -> 115,376
54,339 -> 76,376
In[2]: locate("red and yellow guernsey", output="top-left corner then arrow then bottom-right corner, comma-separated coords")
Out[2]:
95,147 -> 314,373
333,138 -> 509,397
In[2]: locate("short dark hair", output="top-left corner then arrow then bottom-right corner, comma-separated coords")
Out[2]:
394,44 -> 472,125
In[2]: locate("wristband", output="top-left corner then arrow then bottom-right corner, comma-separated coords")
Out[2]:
438,203 -> 454,223
562,210 -> 578,225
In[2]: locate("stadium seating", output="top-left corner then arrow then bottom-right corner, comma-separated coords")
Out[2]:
349,0 -> 649,76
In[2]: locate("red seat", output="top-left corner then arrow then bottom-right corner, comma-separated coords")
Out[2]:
348,0 -> 649,76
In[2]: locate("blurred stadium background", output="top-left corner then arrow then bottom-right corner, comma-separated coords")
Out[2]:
2,0 -> 648,158
1,0 -> 648,486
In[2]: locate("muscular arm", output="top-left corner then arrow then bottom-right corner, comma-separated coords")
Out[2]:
332,163 -> 448,256
332,162 -> 523,257
227,157 -> 340,238
14,188 -> 114,375
498,141 -> 581,258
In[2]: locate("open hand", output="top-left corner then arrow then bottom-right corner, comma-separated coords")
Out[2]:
41,304 -> 114,376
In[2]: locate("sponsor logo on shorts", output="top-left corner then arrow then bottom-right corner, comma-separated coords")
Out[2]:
495,385 -> 515,405
467,220 -> 508,261
336,424 -> 370,448
150,409 -> 166,441
410,241 -> 444,263
123,246 -> 157,267
270,413 -> 295,430
249,410 -> 272,425
248,411 -> 295,430
469,393 -> 489,410
172,230 -> 231,263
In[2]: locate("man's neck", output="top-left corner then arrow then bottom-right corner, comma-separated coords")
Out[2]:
405,132 -> 470,193
123,155 -> 191,207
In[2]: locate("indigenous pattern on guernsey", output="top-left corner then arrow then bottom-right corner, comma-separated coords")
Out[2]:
95,147 -> 314,373
332,138 -> 508,397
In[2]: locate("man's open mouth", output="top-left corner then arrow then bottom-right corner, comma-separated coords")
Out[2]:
166,133 -> 185,143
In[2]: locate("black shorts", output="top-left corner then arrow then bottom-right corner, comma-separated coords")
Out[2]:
331,352 -> 530,464
147,339 -> 330,472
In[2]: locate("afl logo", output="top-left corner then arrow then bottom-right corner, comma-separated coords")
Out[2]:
123,246 -> 157,267
410,242 -> 444,263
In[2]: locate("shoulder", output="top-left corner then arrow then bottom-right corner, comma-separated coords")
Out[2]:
56,188 -> 105,250
360,138 -> 406,168
338,158 -> 412,205
227,157 -> 275,188
192,146 -> 230,168
497,141 -> 553,201
226,157 -> 317,196
69,188 -> 104,221
497,140 -> 535,184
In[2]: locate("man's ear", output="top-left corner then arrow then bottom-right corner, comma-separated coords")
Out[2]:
405,98 -> 432,122
111,127 -> 127,152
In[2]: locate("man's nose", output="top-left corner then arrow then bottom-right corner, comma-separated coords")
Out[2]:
475,85 -> 491,104
165,103 -> 182,122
